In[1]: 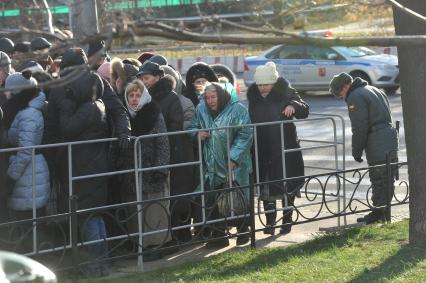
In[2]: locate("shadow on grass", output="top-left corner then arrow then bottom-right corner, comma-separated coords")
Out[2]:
154,226 -> 367,282
349,243 -> 426,283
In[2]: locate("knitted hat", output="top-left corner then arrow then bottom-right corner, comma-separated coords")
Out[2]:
60,48 -> 88,69
88,39 -> 107,58
97,62 -> 111,81
254,62 -> 279,85
5,71 -> 38,95
22,61 -> 44,73
329,72 -> 353,97
149,55 -> 168,66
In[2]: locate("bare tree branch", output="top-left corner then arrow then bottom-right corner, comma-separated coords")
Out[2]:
131,21 -> 426,47
388,0 -> 426,21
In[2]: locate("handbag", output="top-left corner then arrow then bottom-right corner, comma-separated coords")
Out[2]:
216,173 -> 248,218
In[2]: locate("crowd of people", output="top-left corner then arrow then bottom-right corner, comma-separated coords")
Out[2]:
0,36 -> 311,276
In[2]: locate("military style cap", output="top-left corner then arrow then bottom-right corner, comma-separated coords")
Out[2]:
136,61 -> 164,77
329,72 -> 353,97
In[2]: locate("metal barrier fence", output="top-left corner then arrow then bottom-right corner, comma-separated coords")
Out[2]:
0,114 -> 409,279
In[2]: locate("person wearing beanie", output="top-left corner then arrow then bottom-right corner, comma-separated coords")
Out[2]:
138,58 -> 199,246
87,39 -> 109,70
329,72 -> 398,224
149,54 -> 168,66
97,62 -> 111,82
185,62 -> 219,106
22,61 -> 45,73
2,71 -> 50,227
247,61 -> 309,237
137,51 -> 155,64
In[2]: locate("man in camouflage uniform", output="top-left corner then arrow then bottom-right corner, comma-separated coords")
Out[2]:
329,72 -> 398,224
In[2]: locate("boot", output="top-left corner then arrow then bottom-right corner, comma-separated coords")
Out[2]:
280,210 -> 293,235
357,210 -> 386,224
236,224 -> 250,246
205,229 -> 229,249
263,201 -> 276,235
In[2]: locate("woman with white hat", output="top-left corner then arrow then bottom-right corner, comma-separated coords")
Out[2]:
246,61 -> 309,236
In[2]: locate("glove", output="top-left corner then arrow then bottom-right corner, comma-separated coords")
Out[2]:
354,157 -> 363,163
118,137 -> 131,150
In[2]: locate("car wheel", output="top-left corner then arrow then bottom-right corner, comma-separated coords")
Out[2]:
384,86 -> 399,95
350,71 -> 371,85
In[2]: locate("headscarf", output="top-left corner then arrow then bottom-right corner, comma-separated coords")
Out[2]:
125,82 -> 152,118
204,82 -> 231,118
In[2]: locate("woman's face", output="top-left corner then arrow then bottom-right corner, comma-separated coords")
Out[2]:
193,78 -> 209,94
127,89 -> 142,110
257,84 -> 274,96
140,74 -> 160,89
205,89 -> 218,111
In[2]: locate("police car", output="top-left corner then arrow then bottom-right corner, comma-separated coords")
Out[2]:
243,44 -> 399,94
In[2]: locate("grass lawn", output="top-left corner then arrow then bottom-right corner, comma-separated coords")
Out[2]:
85,220 -> 426,283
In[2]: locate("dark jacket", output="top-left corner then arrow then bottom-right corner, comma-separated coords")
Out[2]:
149,75 -> 195,196
346,78 -> 398,163
129,101 -> 170,193
247,77 -> 309,200
46,71 -> 110,209
101,78 -> 131,140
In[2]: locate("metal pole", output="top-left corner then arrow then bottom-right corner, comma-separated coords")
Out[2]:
249,163 -> 256,248
134,138 -> 144,269
70,195 -> 79,281
31,148 -> 37,253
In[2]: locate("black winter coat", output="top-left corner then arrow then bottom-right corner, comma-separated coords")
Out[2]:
149,76 -> 195,196
45,70 -> 110,210
129,101 -> 170,193
247,77 -> 309,200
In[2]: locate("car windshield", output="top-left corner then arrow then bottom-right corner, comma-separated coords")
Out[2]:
333,46 -> 377,57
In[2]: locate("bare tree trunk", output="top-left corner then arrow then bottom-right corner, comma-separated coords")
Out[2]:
70,0 -> 99,41
393,0 -> 426,246
39,0 -> 55,34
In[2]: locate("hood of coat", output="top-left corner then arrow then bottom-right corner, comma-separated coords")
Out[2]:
124,83 -> 152,118
162,65 -> 184,95
149,75 -> 176,100
247,77 -> 296,102
210,63 -> 236,85
28,91 -> 46,110
185,62 -> 218,98
346,77 -> 368,100
65,71 -> 104,104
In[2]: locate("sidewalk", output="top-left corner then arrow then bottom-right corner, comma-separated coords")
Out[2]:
108,203 -> 409,278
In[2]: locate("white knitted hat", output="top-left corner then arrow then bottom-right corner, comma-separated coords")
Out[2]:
254,61 -> 279,85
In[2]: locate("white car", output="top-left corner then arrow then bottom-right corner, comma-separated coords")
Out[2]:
243,45 -> 399,94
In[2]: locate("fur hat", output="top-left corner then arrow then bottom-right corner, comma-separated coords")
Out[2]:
185,62 -> 218,86
254,61 -> 279,85
122,58 -> 141,68
5,71 -> 38,95
110,58 -> 139,87
329,72 -> 353,97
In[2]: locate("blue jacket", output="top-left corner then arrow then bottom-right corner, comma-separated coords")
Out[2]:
7,93 -> 50,210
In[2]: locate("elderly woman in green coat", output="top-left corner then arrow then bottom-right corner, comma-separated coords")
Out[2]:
189,82 -> 253,248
